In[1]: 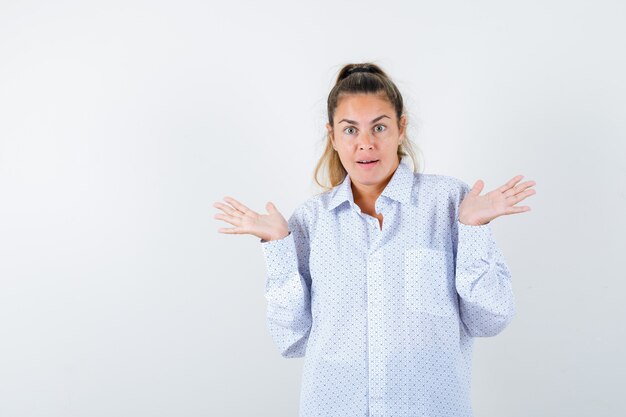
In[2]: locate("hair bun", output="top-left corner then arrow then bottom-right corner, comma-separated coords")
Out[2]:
346,66 -> 375,76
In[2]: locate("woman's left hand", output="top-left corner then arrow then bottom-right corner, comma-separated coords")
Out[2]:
458,175 -> 536,226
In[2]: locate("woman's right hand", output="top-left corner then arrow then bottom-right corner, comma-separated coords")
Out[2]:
213,196 -> 289,242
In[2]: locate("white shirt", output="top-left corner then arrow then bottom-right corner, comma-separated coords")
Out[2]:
260,160 -> 516,417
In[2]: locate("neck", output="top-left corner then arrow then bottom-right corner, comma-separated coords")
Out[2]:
352,182 -> 385,206
351,159 -> 400,210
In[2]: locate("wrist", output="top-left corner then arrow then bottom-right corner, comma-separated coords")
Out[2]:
265,231 -> 290,242
458,216 -> 490,226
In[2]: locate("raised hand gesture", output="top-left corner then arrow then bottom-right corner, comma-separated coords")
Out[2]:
458,175 -> 536,226
213,196 -> 289,242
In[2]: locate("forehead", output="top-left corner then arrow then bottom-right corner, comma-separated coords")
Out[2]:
335,93 -> 394,117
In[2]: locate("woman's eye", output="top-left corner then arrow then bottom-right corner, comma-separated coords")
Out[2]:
374,124 -> 386,133
344,127 -> 356,135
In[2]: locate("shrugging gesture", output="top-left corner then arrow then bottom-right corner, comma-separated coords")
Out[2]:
459,175 -> 536,226
213,196 -> 289,242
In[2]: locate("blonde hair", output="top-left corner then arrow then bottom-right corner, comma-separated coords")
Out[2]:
313,63 -> 421,192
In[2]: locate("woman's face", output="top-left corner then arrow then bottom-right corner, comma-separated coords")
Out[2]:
326,93 -> 406,194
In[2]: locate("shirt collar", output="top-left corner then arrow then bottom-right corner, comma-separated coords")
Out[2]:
327,160 -> 414,211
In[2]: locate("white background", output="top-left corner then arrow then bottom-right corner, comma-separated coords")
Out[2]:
1,0 -> 624,416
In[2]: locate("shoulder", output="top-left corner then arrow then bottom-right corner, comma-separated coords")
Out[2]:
288,190 -> 331,225
414,172 -> 470,200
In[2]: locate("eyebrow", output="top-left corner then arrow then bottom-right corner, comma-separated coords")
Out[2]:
338,115 -> 391,125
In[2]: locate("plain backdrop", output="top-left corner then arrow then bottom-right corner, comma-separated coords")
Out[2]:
1,0 -> 624,416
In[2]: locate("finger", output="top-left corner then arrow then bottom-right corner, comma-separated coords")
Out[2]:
223,196 -> 254,215
266,201 -> 278,214
470,180 -> 484,196
213,201 -> 241,217
218,227 -> 243,234
508,189 -> 537,205
505,206 -> 531,215
214,212 -> 241,226
504,180 -> 536,198
514,180 -> 536,193
499,175 -> 524,193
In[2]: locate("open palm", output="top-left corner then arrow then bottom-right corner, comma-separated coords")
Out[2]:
459,175 -> 536,226
213,196 -> 289,242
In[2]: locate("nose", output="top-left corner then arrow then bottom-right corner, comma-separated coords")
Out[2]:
358,131 -> 374,150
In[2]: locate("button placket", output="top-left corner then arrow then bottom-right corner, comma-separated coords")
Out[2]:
366,250 -> 385,411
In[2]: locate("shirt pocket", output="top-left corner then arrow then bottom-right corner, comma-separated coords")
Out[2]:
403,246 -> 456,316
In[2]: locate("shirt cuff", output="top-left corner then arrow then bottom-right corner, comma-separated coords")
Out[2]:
457,219 -> 494,256
260,232 -> 298,276
458,219 -> 494,242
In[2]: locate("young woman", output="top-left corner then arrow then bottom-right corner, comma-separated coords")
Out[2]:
213,63 -> 536,417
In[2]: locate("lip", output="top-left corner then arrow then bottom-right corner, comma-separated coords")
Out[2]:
356,159 -> 379,169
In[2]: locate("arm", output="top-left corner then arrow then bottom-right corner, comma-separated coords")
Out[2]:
260,206 -> 312,357
453,182 -> 516,337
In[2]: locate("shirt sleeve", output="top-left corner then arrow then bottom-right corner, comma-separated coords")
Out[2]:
259,205 -> 312,358
453,181 -> 516,337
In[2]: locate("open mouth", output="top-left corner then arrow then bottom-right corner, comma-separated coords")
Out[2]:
357,160 -> 379,165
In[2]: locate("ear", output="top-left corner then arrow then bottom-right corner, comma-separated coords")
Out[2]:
326,122 -> 336,149
398,115 -> 407,143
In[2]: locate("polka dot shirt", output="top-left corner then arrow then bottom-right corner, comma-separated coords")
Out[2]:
260,160 -> 516,417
